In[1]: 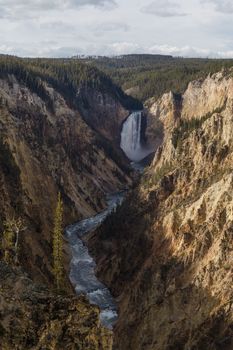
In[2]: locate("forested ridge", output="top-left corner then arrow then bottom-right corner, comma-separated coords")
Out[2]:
2,54 -> 233,106
80,54 -> 233,101
0,55 -> 142,110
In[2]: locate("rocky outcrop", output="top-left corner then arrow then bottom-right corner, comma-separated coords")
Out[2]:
76,86 -> 129,143
89,69 -> 233,349
181,72 -> 230,120
0,261 -> 112,350
0,73 -> 132,284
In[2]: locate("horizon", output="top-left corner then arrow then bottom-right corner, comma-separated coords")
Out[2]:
2,53 -> 233,60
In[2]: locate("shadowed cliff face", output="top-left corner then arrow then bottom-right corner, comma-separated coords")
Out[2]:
88,70 -> 233,349
0,73 -> 132,284
75,86 -> 129,144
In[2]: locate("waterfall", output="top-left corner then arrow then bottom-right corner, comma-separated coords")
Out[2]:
120,111 -> 152,162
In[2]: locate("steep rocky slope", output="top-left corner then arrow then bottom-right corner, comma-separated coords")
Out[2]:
89,69 -> 233,349
0,58 -> 136,284
0,261 -> 112,350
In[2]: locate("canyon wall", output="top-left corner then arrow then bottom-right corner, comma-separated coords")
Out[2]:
89,69 -> 233,349
0,72 -> 132,284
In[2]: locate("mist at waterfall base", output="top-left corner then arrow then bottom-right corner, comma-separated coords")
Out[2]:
120,111 -> 154,163
65,192 -> 125,330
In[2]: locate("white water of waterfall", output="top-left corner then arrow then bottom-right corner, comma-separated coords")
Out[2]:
120,111 -> 153,162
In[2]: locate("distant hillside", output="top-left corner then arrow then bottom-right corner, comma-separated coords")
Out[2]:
80,54 -> 233,102
0,56 -> 142,111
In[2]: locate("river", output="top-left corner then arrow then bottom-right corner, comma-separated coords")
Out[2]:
65,192 -> 125,329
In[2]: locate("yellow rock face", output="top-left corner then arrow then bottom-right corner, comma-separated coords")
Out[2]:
90,69 -> 233,350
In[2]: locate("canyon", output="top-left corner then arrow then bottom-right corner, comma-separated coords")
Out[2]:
0,60 -> 137,284
1,56 -> 233,350
0,57 -> 153,349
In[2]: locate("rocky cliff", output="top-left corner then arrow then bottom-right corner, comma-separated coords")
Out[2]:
0,58 -> 135,284
0,261 -> 112,350
89,69 -> 233,349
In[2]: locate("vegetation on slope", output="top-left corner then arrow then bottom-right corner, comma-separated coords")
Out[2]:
82,54 -> 233,101
3,54 -> 233,107
172,102 -> 227,149
0,55 -> 142,111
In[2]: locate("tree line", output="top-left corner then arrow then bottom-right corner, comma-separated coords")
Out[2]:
0,55 -> 142,111
84,54 -> 233,102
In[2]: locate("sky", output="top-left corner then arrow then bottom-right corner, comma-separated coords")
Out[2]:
0,0 -> 233,58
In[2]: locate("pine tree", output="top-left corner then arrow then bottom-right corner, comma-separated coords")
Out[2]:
53,192 -> 64,290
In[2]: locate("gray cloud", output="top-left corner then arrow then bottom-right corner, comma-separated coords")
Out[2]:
141,0 -> 187,17
202,0 -> 233,13
93,22 -> 130,36
0,0 -> 117,20
40,21 -> 76,31
0,0 -> 116,8
69,0 -> 117,8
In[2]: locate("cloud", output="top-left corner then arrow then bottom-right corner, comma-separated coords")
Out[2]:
141,0 -> 188,17
0,41 -> 85,58
0,44 -> 14,53
0,0 -> 116,9
0,0 -> 117,20
146,44 -> 233,58
1,40 -> 233,58
69,0 -> 117,8
92,42 -> 233,58
201,0 -> 233,14
96,22 -> 129,32
107,42 -> 142,55
39,21 -> 76,32
148,44 -> 212,57
93,22 -> 130,36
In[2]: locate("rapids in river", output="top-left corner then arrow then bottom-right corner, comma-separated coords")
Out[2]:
65,192 -> 125,329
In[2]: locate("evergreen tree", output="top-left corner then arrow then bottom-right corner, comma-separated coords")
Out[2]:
53,192 -> 64,290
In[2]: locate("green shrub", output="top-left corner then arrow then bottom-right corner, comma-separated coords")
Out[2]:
152,162 -> 174,183
142,161 -> 175,187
